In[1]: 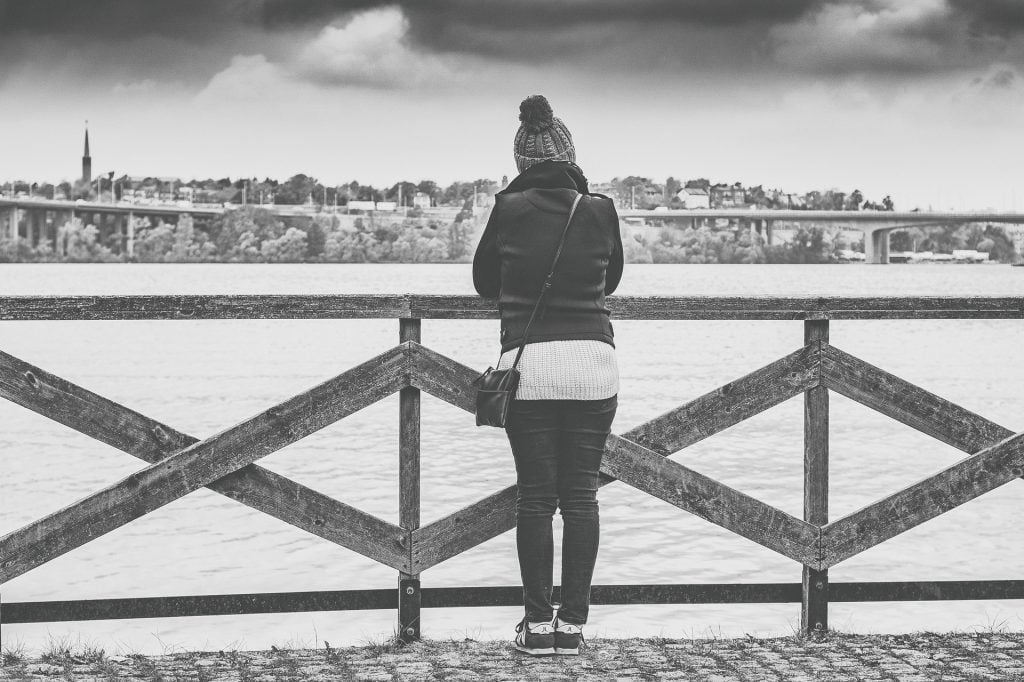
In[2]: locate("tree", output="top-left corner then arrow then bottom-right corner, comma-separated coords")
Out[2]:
846,189 -> 863,211
441,181 -> 475,206
416,180 -> 439,198
664,177 -> 681,204
210,206 -> 285,259
387,181 -> 419,206
274,174 -> 321,205
261,227 -> 309,262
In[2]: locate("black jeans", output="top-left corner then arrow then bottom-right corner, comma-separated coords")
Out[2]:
505,395 -> 617,625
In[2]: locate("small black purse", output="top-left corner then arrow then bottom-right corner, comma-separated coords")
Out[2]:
474,193 -> 583,428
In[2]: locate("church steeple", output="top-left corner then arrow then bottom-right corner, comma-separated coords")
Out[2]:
82,121 -> 92,185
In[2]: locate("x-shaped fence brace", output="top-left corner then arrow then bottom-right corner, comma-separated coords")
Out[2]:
1,333 -> 1022,585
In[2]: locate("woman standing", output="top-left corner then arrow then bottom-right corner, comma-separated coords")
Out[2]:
473,95 -> 624,656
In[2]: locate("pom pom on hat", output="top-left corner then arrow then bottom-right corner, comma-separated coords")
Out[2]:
514,94 -> 576,173
519,95 -> 554,134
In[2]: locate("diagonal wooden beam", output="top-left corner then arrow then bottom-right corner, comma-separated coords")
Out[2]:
820,344 -> 1013,454
602,434 -> 821,567
411,486 -> 518,573
820,431 -> 1024,568
624,343 -> 820,456
0,345 -> 409,583
407,342 -> 476,413
0,349 -> 410,573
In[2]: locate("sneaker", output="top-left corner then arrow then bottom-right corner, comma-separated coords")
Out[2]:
513,618 -> 555,656
554,619 -> 584,655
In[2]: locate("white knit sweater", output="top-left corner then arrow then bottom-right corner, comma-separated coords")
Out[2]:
496,339 -> 619,400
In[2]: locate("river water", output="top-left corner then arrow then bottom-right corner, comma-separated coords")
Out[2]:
1,263 -> 1022,654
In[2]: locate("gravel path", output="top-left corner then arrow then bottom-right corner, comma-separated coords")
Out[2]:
3,631 -> 1024,681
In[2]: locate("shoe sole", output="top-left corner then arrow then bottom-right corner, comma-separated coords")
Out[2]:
514,644 -> 555,656
554,647 -> 579,655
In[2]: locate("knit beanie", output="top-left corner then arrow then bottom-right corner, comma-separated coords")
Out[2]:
513,95 -> 576,173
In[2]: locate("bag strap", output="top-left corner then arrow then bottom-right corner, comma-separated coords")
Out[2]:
508,192 -> 583,371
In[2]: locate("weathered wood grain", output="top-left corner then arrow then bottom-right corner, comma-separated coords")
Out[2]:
1,295 -> 1022,321
0,345 -> 408,583
0,295 -> 417,320
0,349 -> 410,572
821,344 -> 1013,454
602,435 -> 821,566
407,342 -> 477,413
7,578 -> 1023,624
624,343 -> 819,456
1,589 -> 398,623
820,430 -> 1024,568
399,322 -> 422,535
411,486 -> 518,572
802,321 -> 829,632
398,322 -> 423,641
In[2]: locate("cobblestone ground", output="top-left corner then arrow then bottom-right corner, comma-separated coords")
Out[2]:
3,631 -> 1024,681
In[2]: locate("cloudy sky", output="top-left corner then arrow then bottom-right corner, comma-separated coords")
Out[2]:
1,0 -> 1023,209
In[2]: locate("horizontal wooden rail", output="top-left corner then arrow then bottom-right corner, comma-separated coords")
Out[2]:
6,580 -> 1024,624
1,294 -> 1022,321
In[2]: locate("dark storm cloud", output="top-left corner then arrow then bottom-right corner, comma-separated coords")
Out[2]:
0,0 -> 817,40
260,0 -> 819,29
0,0 -> 823,86
950,0 -> 1024,33
0,0 -> 266,40
2,0 -> 1022,87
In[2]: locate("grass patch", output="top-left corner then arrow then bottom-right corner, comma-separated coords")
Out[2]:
2,639 -> 28,666
129,654 -> 166,682
38,635 -> 107,666
224,649 -> 255,682
362,628 -> 406,657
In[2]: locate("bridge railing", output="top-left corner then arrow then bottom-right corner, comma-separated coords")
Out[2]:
0,294 -> 1022,641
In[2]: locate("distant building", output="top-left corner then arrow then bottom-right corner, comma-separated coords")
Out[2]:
675,187 -> 710,209
412,191 -> 432,209
82,124 -> 92,185
117,175 -> 182,203
710,183 -> 746,208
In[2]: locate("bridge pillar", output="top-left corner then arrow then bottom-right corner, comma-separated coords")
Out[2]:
35,211 -> 48,250
25,209 -> 35,247
765,219 -> 774,246
864,228 -> 890,264
3,206 -> 17,240
127,212 -> 135,258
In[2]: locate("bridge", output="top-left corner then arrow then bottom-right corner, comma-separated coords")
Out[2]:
618,209 -> 1024,263
2,198 -> 1023,263
0,198 -> 416,258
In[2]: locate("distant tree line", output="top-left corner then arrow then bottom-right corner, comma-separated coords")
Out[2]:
4,174 -> 501,207
0,206 -> 481,264
888,223 -> 1017,261
622,224 -> 846,265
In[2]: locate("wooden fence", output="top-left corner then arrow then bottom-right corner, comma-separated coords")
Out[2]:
1,294 -> 1023,642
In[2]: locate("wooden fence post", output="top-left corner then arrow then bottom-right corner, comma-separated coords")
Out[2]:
398,319 -> 422,642
802,319 -> 829,634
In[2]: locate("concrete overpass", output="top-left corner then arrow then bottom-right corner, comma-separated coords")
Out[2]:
3,198 -> 1023,263
618,209 -> 1024,263
0,198 -> 352,257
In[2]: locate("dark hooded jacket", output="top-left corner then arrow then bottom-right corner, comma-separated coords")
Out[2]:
472,161 -> 624,354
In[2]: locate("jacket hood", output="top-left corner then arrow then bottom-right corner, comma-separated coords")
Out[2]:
501,160 -> 590,195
